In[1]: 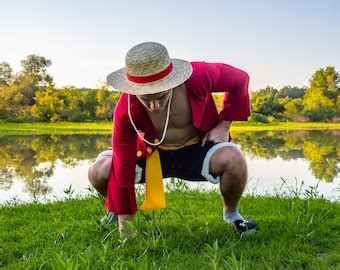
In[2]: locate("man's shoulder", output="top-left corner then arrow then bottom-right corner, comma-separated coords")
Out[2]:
188,61 -> 225,79
114,94 -> 127,117
186,61 -> 215,89
190,61 -> 210,73
114,94 -> 141,120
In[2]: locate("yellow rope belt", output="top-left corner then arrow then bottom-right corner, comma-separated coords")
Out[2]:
140,136 -> 200,210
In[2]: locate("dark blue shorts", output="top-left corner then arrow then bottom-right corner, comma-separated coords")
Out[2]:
137,142 -> 216,183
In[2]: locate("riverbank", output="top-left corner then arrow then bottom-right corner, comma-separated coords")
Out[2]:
1,191 -> 339,269
0,122 -> 339,135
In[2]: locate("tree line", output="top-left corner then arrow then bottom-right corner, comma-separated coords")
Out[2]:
0,55 -> 120,122
1,55 -> 339,122
249,65 -> 339,122
213,66 -> 339,122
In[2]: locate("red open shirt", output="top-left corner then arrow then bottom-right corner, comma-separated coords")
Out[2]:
105,62 -> 251,214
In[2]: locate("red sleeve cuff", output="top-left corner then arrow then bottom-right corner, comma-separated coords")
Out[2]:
105,186 -> 137,215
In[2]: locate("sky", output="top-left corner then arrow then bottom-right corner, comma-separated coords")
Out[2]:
0,0 -> 339,92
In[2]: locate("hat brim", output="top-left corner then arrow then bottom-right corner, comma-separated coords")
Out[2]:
107,59 -> 192,95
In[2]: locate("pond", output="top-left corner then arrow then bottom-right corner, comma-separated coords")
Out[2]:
0,130 -> 339,204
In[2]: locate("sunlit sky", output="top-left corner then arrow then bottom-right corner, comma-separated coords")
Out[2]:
1,0 -> 339,91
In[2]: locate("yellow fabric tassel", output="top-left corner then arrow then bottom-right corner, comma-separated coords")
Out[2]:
140,136 -> 200,211
140,149 -> 166,210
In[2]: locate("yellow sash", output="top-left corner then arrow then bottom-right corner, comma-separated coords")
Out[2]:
140,136 -> 200,210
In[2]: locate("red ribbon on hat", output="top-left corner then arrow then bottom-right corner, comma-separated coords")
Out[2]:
126,63 -> 173,84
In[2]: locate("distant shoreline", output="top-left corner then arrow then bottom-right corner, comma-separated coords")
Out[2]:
0,122 -> 339,135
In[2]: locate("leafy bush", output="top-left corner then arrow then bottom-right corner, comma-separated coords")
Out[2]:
2,115 -> 27,123
249,113 -> 269,123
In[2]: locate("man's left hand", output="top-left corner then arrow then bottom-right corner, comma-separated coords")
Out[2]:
201,120 -> 232,146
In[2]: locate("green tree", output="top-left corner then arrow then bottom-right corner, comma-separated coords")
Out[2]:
0,55 -> 54,121
58,86 -> 89,121
302,67 -> 339,121
278,97 -> 306,122
95,87 -> 111,120
20,54 -> 53,87
95,86 -> 120,120
15,54 -> 53,105
251,86 -> 284,119
277,86 -> 306,99
81,89 -> 98,119
31,86 -> 65,122
0,62 -> 13,86
0,82 -> 30,121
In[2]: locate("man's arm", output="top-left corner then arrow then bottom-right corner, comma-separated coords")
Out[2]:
202,62 -> 250,145
104,96 -> 140,237
208,62 -> 250,121
112,111 -> 138,236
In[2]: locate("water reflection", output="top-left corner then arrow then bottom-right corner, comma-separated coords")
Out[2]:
232,130 -> 339,182
0,135 -> 111,198
0,131 -> 338,200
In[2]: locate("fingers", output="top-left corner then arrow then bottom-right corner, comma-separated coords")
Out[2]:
118,214 -> 136,238
201,131 -> 230,146
119,224 -> 136,238
118,214 -> 134,223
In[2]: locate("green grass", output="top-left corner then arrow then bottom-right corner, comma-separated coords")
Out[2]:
0,122 -> 113,135
1,190 -> 339,269
0,122 -> 339,136
231,122 -> 340,131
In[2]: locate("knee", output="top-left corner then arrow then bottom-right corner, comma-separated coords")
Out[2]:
226,146 -> 247,174
88,156 -> 111,189
213,146 -> 247,176
88,163 -> 97,184
88,163 -> 100,189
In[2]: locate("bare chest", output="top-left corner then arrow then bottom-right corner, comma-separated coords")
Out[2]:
147,86 -> 198,144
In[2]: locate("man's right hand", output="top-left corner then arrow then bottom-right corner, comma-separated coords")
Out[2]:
118,214 -> 136,238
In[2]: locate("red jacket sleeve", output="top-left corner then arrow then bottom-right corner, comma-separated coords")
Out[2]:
105,98 -> 138,215
207,63 -> 251,121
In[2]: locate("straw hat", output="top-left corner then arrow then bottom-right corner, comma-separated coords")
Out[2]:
107,42 -> 192,95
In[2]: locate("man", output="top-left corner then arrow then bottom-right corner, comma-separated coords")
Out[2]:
88,42 -> 256,237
